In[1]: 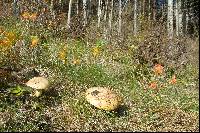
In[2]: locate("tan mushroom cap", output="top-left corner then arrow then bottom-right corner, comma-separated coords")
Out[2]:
25,77 -> 49,97
85,87 -> 122,111
25,77 -> 49,90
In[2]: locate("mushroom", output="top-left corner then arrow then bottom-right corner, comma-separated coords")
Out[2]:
25,77 -> 49,97
85,87 -> 122,111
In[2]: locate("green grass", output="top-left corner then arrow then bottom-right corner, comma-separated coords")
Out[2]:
0,17 -> 199,132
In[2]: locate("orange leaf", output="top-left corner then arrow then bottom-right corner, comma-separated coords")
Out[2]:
149,82 -> 157,89
29,13 -> 37,21
30,36 -> 39,48
169,75 -> 176,84
153,64 -> 164,75
21,12 -> 30,19
0,37 -> 11,47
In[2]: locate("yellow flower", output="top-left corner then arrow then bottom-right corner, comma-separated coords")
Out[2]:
0,37 -> 11,47
30,36 -> 39,48
92,46 -> 100,57
21,12 -> 30,19
21,12 -> 37,21
72,58 -> 81,65
5,31 -> 16,42
0,26 -> 5,34
58,46 -> 67,63
29,13 -> 37,21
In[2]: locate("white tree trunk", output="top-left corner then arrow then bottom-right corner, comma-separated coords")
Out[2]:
142,0 -> 145,15
88,0 -> 92,20
118,0 -> 122,35
152,0 -> 156,22
103,0 -> 109,40
167,0 -> 173,39
97,0 -> 102,28
133,0 -> 137,36
175,0 -> 183,36
83,0 -> 87,26
185,12 -> 189,34
104,0 -> 108,23
138,0 -> 141,31
178,1 -> 183,35
67,0 -> 73,29
148,0 -> 151,21
182,0 -> 187,35
76,0 -> 79,15
50,0 -> 55,19
109,0 -> 114,33
175,0 -> 179,36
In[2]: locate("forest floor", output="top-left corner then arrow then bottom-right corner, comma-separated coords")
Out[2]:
0,17 -> 199,132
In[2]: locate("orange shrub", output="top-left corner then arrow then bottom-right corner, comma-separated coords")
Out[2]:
169,75 -> 177,84
149,82 -> 157,89
153,64 -> 164,75
30,36 -> 39,48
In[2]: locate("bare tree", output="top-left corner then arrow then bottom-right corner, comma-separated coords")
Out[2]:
83,0 -> 87,26
142,0 -> 145,15
76,0 -> 79,15
59,0 -> 62,5
103,0 -> 109,40
67,0 -> 73,29
50,0 -> 55,19
97,0 -> 102,28
109,0 -> 114,34
133,0 -> 137,36
167,0 -> 173,39
148,0 -> 151,21
152,0 -> 156,22
118,0 -> 122,35
175,0 -> 183,36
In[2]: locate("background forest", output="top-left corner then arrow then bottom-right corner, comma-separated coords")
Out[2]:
0,0 -> 199,132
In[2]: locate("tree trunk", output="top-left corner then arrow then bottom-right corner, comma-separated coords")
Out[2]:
97,0 -> 102,28
148,0 -> 151,21
142,0 -> 145,15
109,0 -> 114,35
175,0 -> 183,37
50,0 -> 55,19
178,0 -> 183,36
83,0 -> 87,27
88,0 -> 92,20
167,0 -> 173,39
152,0 -> 156,22
118,0 -> 122,36
175,0 -> 179,36
67,0 -> 73,29
103,0 -> 109,40
133,0 -> 137,36
76,0 -> 79,15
